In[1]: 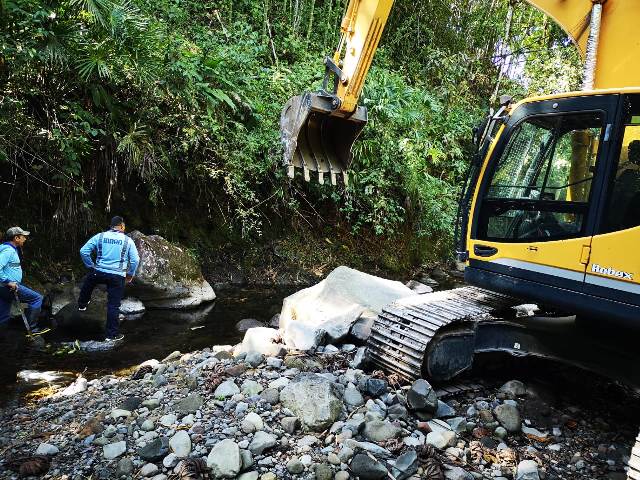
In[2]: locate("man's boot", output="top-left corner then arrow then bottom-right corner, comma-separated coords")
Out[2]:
26,307 -> 44,334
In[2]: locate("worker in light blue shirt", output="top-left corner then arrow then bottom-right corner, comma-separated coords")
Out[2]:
78,216 -> 140,342
0,227 -> 46,333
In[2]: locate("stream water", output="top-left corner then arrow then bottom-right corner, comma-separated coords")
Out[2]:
0,286 -> 297,408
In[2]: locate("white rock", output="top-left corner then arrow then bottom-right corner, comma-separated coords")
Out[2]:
140,463 -> 159,477
279,266 -> 417,349
207,439 -> 241,478
169,430 -> 192,458
243,412 -> 264,431
163,453 -> 178,468
56,376 -> 88,397
516,460 -> 540,480
214,379 -> 240,398
240,327 -> 286,357
426,432 -> 448,449
160,414 -> 177,426
120,297 -> 146,315
103,441 -> 127,459
35,443 -> 59,455
111,409 -> 132,419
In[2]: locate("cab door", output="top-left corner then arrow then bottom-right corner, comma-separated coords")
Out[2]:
585,94 -> 640,311
467,95 -> 619,297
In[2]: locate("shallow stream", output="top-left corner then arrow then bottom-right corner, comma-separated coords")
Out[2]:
0,286 -> 297,408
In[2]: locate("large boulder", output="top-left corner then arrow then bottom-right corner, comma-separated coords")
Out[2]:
126,231 -> 215,309
280,373 -> 343,431
280,266 -> 416,350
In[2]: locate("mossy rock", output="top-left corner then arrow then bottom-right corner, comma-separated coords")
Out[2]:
128,231 -> 215,309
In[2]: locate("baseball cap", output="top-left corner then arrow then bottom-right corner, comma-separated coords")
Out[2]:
5,226 -> 30,238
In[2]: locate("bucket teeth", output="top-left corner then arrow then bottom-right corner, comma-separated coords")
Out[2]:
280,92 -> 367,184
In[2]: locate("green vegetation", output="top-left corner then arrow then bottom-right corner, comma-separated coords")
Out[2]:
0,0 -> 581,272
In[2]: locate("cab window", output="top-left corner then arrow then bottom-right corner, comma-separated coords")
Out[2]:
601,108 -> 640,233
478,112 -> 603,242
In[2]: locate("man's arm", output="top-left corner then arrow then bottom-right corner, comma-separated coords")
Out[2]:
0,247 -> 17,290
80,235 -> 99,269
0,247 -> 11,283
126,241 -> 140,283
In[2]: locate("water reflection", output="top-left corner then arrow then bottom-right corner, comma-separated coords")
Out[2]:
0,285 -> 297,408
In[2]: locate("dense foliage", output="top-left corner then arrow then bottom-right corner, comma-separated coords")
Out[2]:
0,0 -> 581,263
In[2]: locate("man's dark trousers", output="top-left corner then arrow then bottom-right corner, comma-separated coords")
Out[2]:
78,269 -> 124,338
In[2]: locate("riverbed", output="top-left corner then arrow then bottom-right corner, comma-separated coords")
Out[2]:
0,286 -> 297,408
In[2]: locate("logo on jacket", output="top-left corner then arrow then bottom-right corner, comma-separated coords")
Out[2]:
591,264 -> 633,281
103,238 -> 123,245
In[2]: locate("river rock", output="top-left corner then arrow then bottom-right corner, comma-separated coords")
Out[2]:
280,373 -> 342,431
116,458 -> 134,476
126,231 -> 216,309
175,394 -> 203,413
405,280 -> 433,294
214,379 -> 240,398
248,431 -> 277,454
240,327 -> 287,357
407,379 -> 438,414
364,420 -> 402,442
287,457 -> 304,474
500,380 -> 527,397
426,432 -> 448,449
281,417 -> 300,434
207,439 -> 241,478
494,403 -> 521,432
139,463 -> 159,477
120,297 -> 145,317
280,266 -> 417,349
245,351 -> 264,368
103,441 -> 127,459
350,453 -> 388,479
444,466 -> 474,480
236,319 -> 264,333
343,386 -> 364,407
35,443 -> 59,455
242,412 -> 264,432
516,460 -> 540,480
169,430 -> 191,458
392,450 -> 419,480
350,310 -> 376,343
138,437 -> 169,462
241,379 -> 263,396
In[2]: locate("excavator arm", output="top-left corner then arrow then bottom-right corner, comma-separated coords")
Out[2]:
280,0 -> 394,184
281,0 -> 640,183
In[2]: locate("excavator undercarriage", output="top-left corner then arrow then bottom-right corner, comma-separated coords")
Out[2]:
367,287 -> 640,391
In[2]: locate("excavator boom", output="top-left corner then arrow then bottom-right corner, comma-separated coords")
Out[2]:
281,0 -> 640,183
526,0 -> 640,90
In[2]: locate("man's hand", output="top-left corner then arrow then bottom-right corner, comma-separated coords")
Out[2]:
125,275 -> 134,284
6,282 -> 18,292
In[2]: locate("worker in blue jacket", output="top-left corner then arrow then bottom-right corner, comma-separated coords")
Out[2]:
79,216 -> 140,342
0,227 -> 46,333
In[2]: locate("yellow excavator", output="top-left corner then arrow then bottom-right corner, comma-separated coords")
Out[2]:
281,0 -> 640,477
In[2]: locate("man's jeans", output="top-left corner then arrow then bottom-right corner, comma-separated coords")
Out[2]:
78,269 -> 125,338
0,284 -> 43,325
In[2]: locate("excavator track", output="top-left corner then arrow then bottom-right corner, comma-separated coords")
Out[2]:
367,286 -> 520,382
629,435 -> 640,480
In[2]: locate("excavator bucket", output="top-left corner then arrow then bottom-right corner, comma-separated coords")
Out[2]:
280,92 -> 368,185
